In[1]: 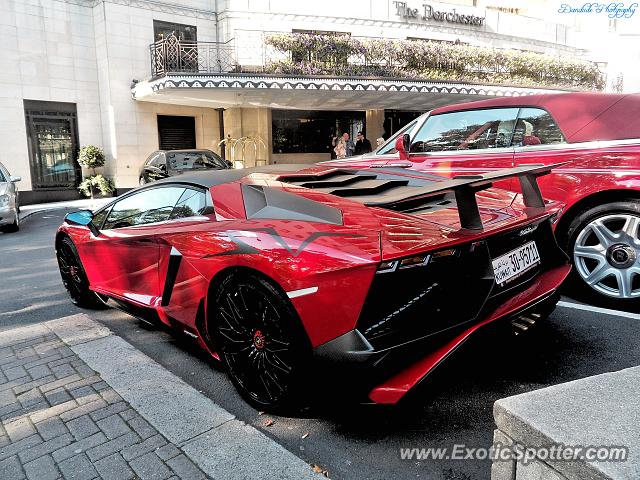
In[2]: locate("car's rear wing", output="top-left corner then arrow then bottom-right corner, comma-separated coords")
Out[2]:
279,163 -> 566,230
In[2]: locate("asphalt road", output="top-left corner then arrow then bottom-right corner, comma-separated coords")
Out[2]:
2,209 -> 639,480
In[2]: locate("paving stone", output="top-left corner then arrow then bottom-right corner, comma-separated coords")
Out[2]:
4,366 -> 27,381
129,451 -> 173,480
100,388 -> 123,405
58,453 -> 98,480
0,454 -> 25,479
4,417 -> 36,442
24,453 -> 58,480
34,374 -> 82,394
166,453 -> 206,480
74,364 -> 96,378
127,415 -> 156,440
59,399 -> 108,422
0,402 -> 21,418
52,431 -> 107,462
13,375 -> 57,395
0,434 -> 42,461
18,432 -> 73,463
155,443 -> 180,461
97,414 -> 132,440
16,388 -> 45,409
89,402 -> 129,422
44,387 -> 73,406
94,452 -> 135,480
67,415 -> 100,441
118,409 -> 136,422
92,380 -> 109,391
30,399 -> 78,423
86,432 -> 140,462
69,385 -> 96,402
35,417 -> 69,441
26,364 -> 52,380
65,375 -> 103,392
121,434 -> 166,461
24,354 -> 60,370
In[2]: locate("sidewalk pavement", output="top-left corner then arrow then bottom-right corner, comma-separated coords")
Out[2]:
0,314 -> 322,480
19,198 -> 112,221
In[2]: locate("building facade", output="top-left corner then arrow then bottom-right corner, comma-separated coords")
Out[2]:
0,0 -> 627,203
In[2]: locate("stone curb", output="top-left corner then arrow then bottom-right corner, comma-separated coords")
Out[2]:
43,313 -> 323,480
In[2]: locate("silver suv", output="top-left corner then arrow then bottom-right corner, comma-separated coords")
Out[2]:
0,161 -> 21,233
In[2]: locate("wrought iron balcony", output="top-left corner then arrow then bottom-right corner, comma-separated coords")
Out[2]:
150,34 -> 239,77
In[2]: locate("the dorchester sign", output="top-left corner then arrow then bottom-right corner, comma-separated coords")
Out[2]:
393,1 -> 486,26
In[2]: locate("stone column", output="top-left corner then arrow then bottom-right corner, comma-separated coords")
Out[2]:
366,109 -> 385,145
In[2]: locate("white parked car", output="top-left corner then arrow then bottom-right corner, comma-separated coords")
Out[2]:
0,161 -> 21,233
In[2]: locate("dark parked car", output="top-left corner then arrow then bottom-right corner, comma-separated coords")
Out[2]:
139,149 -> 232,184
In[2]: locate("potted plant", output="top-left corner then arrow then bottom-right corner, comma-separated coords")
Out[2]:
77,146 -> 115,199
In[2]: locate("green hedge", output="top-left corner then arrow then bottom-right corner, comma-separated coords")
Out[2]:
264,33 -> 604,90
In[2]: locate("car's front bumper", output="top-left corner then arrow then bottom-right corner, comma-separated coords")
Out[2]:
0,205 -> 16,226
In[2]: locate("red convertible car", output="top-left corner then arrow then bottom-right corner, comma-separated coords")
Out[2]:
56,164 -> 570,410
333,93 -> 640,305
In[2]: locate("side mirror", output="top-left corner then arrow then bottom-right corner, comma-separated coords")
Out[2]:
65,210 -> 100,236
9,176 -> 21,183
395,134 -> 411,160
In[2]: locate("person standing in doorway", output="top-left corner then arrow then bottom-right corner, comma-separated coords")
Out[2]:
342,133 -> 355,158
354,131 -> 372,155
334,137 -> 347,159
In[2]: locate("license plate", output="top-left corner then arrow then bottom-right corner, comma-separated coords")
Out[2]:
492,241 -> 541,286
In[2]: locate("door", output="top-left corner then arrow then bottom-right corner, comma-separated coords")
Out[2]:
24,100 -> 81,190
79,186 -> 186,306
400,107 -> 519,188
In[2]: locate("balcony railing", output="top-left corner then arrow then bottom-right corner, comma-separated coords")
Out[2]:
149,32 -> 604,90
150,34 -> 238,76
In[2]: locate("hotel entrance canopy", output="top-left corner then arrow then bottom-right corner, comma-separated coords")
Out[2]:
131,73 -> 562,111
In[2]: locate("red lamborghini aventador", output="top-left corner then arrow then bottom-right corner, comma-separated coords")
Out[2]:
56,163 -> 570,411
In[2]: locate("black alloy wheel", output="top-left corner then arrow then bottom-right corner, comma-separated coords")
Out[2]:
208,272 -> 311,412
56,237 -> 106,309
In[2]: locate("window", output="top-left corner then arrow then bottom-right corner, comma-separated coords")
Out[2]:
91,208 -> 109,229
103,187 -> 185,229
512,108 -> 565,147
0,168 -> 5,182
169,188 -> 208,220
153,20 -> 197,42
410,108 -> 520,153
272,109 -> 365,154
24,100 -> 80,190
166,151 -> 226,171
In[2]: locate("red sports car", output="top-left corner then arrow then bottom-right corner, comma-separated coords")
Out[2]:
56,164 -> 570,410
333,93 -> 640,305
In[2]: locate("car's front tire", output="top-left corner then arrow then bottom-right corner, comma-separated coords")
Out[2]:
56,236 -> 106,309
207,272 -> 311,412
564,201 -> 640,305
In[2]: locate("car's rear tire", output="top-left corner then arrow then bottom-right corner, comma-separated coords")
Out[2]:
562,201 -> 640,305
206,271 -> 312,413
0,212 -> 19,233
56,236 -> 107,309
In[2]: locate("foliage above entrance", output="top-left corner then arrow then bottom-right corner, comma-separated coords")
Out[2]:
264,33 -> 604,91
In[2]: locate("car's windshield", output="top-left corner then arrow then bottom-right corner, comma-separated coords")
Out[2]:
166,151 -> 226,171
